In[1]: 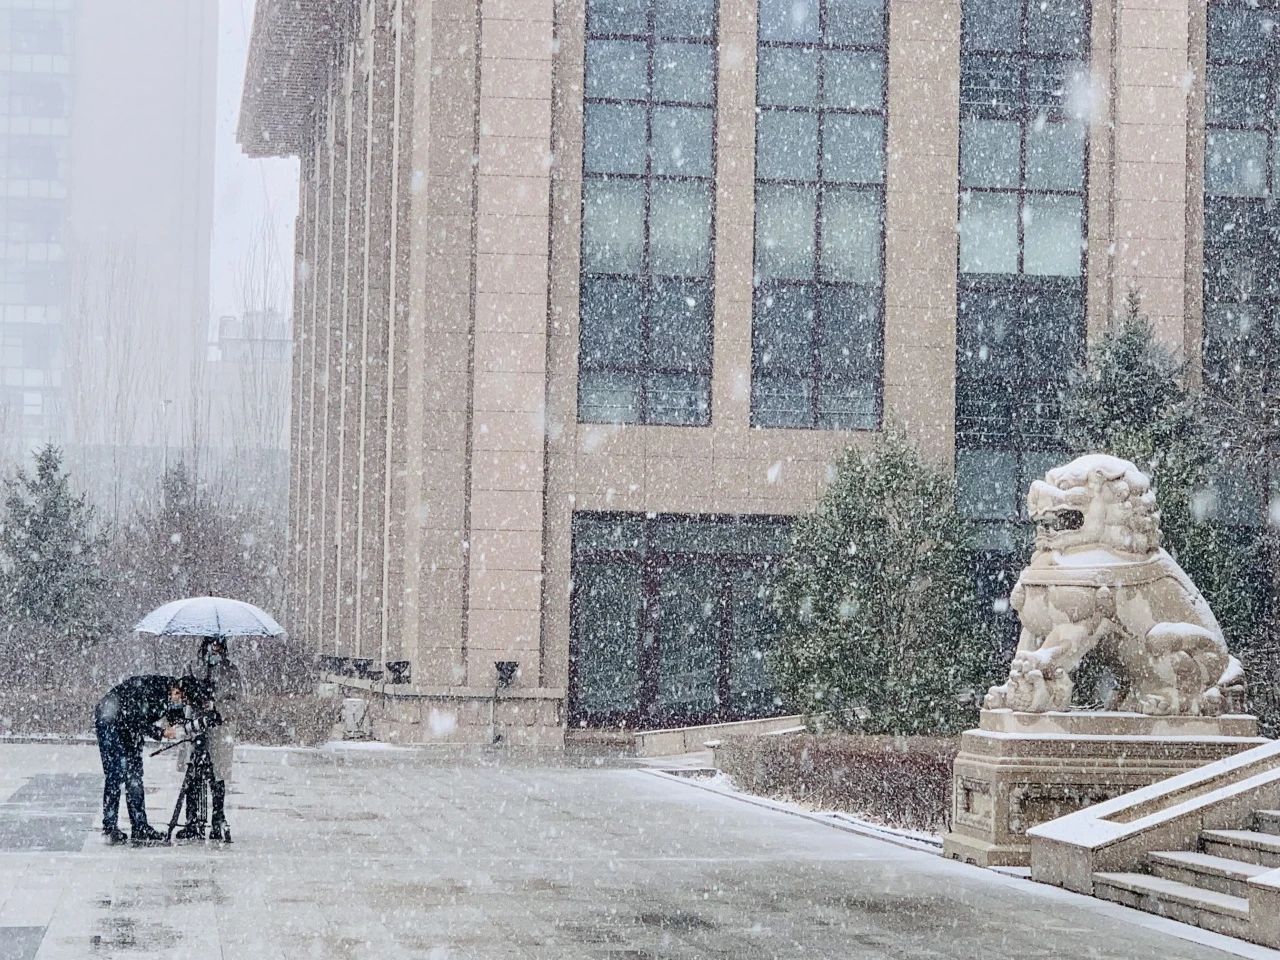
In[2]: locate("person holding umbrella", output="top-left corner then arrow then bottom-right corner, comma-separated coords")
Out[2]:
174,636 -> 242,842
134,596 -> 284,844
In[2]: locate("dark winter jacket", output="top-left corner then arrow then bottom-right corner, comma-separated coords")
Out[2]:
94,675 -> 179,741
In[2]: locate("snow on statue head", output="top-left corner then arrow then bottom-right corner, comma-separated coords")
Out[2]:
984,453 -> 1245,717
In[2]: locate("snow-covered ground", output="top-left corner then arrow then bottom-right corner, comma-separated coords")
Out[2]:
0,742 -> 1275,960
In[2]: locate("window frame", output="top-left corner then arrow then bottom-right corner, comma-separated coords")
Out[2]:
750,0 -> 889,431
578,0 -> 719,427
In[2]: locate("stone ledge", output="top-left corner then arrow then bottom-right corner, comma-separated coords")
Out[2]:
980,710 -> 1258,739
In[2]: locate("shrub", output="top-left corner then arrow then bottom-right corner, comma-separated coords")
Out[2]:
716,733 -> 955,833
231,692 -> 340,747
771,430 -> 996,736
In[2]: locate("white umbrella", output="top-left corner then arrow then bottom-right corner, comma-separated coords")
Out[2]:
135,596 -> 285,639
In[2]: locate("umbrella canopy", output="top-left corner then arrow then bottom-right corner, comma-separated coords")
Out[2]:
135,596 -> 285,639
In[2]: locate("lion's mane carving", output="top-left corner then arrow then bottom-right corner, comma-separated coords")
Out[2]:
984,454 -> 1245,716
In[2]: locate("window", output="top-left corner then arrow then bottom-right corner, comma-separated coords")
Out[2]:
0,198 -> 63,244
0,10 -> 68,55
570,513 -> 790,728
1,137 -> 67,181
579,0 -> 717,426
752,0 -> 886,429
1203,1 -> 1280,425
0,74 -> 70,119
955,0 -> 1090,527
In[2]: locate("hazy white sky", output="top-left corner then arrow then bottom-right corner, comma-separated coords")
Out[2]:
209,0 -> 300,329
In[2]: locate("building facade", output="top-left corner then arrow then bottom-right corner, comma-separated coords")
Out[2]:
241,0 -> 1267,744
0,0 -> 217,463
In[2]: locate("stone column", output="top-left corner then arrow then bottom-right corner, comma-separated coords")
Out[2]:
337,9 -> 372,657
380,0 -> 416,666
1106,0 -> 1194,351
355,0 -> 397,661
464,0 -> 555,690
288,140 -> 315,640
411,0 -> 479,686
307,80 -> 335,652
321,48 -> 352,655
883,0 -> 961,465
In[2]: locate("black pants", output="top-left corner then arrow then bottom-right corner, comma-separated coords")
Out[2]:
94,710 -> 148,832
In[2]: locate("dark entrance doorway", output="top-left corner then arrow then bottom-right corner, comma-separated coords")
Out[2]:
569,513 -> 790,729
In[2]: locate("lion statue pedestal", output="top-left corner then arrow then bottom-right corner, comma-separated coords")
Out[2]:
942,455 -> 1264,868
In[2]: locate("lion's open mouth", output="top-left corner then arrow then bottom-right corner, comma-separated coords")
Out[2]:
1037,509 -> 1084,532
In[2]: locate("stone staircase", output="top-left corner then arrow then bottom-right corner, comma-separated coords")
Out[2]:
1029,739 -> 1280,950
1093,809 -> 1280,940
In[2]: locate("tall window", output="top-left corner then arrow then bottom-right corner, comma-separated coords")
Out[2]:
1203,1 -> 1280,526
579,0 -> 717,426
1204,2 -> 1280,408
955,0 -> 1090,546
570,513 -> 789,728
752,0 -> 886,430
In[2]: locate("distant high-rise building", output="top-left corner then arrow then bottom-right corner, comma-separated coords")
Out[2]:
0,0 -> 73,449
0,0 -> 217,463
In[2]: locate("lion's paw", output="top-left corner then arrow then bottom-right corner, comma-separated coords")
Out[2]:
1137,692 -> 1175,717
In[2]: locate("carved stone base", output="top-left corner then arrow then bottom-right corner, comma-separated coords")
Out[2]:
942,710 -> 1265,868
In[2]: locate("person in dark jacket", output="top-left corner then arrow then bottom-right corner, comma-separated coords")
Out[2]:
94,675 -> 196,846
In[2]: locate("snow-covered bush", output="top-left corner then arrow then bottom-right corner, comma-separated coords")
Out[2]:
770,431 -> 996,736
716,733 -> 957,832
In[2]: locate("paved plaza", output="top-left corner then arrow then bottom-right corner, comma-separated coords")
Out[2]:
0,742 -> 1275,960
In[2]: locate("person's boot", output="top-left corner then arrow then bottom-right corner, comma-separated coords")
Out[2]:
174,822 -> 205,842
209,782 -> 231,843
130,824 -> 170,847
103,827 -> 128,846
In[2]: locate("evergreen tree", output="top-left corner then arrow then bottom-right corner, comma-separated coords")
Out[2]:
0,445 -> 110,673
770,431 -> 995,736
116,460 -> 284,618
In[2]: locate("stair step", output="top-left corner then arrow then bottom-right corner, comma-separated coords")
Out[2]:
1148,850 -> 1269,899
1094,872 -> 1250,939
1255,809 -> 1280,836
1202,829 -> 1280,867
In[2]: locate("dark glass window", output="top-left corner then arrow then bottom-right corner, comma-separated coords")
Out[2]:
956,0 -> 1090,532
751,0 -> 886,430
0,137 -> 66,181
1203,1 -> 1280,423
0,10 -> 69,55
0,74 -> 70,119
570,513 -> 790,728
579,0 -> 717,426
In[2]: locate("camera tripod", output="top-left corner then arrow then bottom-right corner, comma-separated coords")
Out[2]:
153,733 -> 231,843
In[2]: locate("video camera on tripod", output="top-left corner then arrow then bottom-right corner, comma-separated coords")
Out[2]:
169,705 -> 223,741
149,679 -> 233,843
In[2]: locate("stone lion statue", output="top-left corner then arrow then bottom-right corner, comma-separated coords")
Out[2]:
984,454 -> 1245,716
